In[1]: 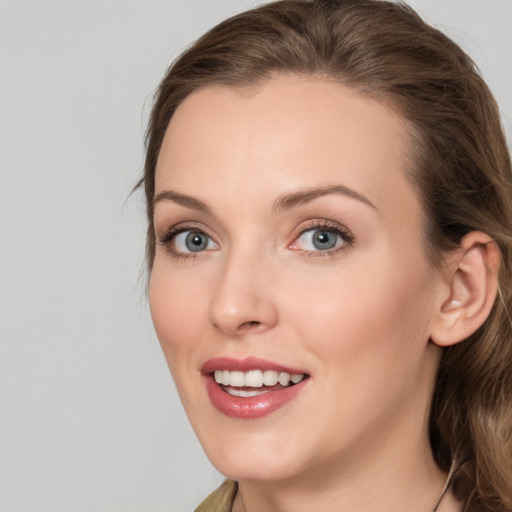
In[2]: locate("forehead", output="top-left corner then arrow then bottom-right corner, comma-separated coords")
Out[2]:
155,76 -> 419,224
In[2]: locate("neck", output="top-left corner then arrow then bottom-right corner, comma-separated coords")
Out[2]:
232,429 -> 458,512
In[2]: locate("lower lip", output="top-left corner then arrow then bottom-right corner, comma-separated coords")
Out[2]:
204,375 -> 308,419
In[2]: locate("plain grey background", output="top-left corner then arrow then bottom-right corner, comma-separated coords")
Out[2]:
0,1 -> 510,511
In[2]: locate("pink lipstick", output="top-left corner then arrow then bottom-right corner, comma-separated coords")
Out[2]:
201,357 -> 309,419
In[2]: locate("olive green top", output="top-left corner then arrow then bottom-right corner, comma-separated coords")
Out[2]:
194,480 -> 238,512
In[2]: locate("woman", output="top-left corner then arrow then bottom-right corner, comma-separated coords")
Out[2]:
138,0 -> 512,510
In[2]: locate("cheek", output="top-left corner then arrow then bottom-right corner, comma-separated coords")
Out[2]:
283,251 -> 434,378
148,264 -> 209,369
276,254 -> 436,452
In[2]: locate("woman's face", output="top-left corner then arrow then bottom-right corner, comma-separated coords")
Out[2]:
150,77 -> 444,483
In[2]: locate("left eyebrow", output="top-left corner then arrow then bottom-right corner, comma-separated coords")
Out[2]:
272,185 -> 378,213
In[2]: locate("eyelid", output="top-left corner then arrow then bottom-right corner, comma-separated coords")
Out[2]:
288,219 -> 355,255
291,219 -> 353,240
158,220 -> 213,240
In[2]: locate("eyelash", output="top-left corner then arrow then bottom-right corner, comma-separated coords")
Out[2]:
158,223 -> 212,261
157,220 -> 355,260
291,220 -> 355,258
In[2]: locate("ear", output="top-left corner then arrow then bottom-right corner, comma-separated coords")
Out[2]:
430,231 -> 501,347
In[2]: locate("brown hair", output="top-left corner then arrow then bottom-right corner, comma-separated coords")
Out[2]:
139,1 -> 512,509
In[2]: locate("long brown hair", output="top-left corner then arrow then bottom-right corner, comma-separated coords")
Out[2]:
139,1 -> 512,509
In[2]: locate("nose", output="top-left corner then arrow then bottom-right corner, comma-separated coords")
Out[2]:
208,250 -> 279,336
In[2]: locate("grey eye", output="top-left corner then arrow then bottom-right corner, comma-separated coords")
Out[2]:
312,230 -> 338,250
295,228 -> 344,251
175,230 -> 216,253
186,232 -> 208,251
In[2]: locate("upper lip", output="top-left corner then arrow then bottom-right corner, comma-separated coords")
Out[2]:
201,357 -> 308,375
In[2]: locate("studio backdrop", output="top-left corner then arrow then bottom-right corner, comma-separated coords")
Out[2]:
1,1 -> 510,511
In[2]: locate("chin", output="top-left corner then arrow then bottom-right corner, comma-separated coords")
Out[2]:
196,422 -> 311,483
212,453 -> 303,483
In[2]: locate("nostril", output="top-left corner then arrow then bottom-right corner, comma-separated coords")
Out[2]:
240,320 -> 261,331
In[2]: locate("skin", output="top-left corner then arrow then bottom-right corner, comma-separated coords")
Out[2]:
149,77 -> 464,511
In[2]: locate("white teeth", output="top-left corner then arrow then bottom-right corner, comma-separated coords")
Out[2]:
290,374 -> 304,384
278,372 -> 290,386
213,369 -> 306,388
245,370 -> 263,387
226,388 -> 271,397
229,371 -> 245,387
263,370 -> 279,386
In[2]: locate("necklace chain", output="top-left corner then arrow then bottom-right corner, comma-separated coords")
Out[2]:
432,459 -> 458,512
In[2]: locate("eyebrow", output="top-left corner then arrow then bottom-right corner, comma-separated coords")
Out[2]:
272,185 -> 378,213
153,184 -> 378,215
153,190 -> 211,214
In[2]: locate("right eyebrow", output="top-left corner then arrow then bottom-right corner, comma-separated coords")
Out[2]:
153,190 -> 211,215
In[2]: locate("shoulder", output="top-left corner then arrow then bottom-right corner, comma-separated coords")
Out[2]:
194,480 -> 238,512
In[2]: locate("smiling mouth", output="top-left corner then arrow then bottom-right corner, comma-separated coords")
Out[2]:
203,361 -> 310,418
213,369 -> 308,397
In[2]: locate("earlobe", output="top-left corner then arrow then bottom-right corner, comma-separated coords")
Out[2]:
430,232 -> 501,347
